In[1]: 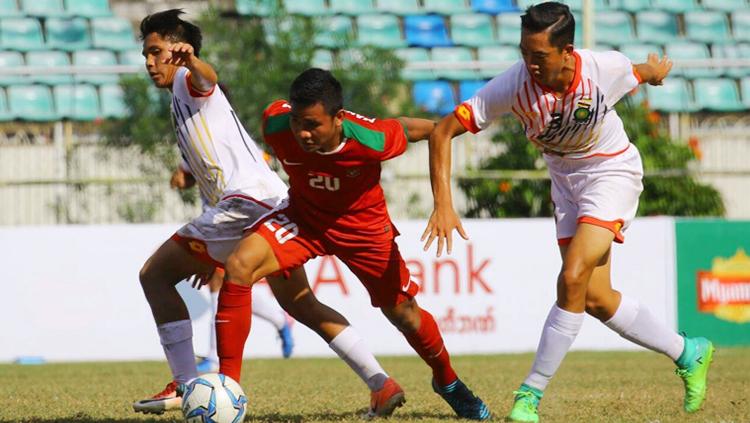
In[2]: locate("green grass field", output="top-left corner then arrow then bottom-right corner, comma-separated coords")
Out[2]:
1,348 -> 748,423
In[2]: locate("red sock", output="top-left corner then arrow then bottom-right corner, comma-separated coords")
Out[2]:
403,308 -> 458,387
216,280 -> 252,383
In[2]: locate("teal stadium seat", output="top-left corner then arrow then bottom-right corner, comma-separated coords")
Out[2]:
394,47 -> 433,80
0,50 -> 25,85
423,0 -> 470,14
477,45 -> 520,78
732,11 -> 750,42
496,12 -> 521,45
357,14 -> 406,48
740,76 -> 750,108
54,83 -> 100,120
645,77 -> 694,112
666,42 -> 719,78
702,0 -> 748,12
65,0 -> 112,18
0,0 -> 22,17
329,0 -> 375,15
26,50 -> 72,84
314,16 -> 353,48
8,84 -> 58,120
99,83 -> 128,118
404,15 -> 452,47
119,49 -> 144,66
712,43 -> 750,77
618,43 -> 662,62
519,0 -> 581,10
451,13 -> 495,47
377,0 -> 421,16
91,17 -> 137,51
46,17 -> 91,51
0,88 -> 11,121
619,0 -> 651,13
1,18 -> 46,51
432,46 -> 477,80
692,78 -> 744,111
285,0 -> 330,16
594,11 -> 635,46
337,48 -> 364,67
20,0 -> 68,17
636,11 -> 680,45
235,0 -> 275,16
651,0 -> 698,13
684,11 -> 731,44
311,49 -> 333,70
72,50 -> 118,84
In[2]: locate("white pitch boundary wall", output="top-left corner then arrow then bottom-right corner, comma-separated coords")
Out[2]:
0,218 -> 676,362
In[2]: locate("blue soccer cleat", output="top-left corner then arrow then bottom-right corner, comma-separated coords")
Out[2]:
278,322 -> 294,358
432,378 -> 491,420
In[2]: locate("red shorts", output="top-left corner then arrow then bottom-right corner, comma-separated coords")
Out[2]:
247,202 -> 418,307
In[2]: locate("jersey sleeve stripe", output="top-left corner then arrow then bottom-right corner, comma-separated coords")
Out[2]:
342,120 -> 385,151
185,72 -> 216,98
264,113 -> 291,135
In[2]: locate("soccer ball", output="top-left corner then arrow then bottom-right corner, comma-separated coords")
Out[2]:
181,373 -> 248,423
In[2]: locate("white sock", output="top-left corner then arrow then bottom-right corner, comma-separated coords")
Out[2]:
251,290 -> 287,330
158,319 -> 198,383
604,295 -> 684,361
328,326 -> 389,392
524,304 -> 585,391
207,291 -> 219,362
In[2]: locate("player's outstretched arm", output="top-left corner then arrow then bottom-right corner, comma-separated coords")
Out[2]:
165,42 -> 218,93
634,53 -> 673,86
421,113 -> 469,257
398,117 -> 437,142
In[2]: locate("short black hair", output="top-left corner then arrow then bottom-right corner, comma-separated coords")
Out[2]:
289,68 -> 343,116
140,9 -> 203,57
521,2 -> 575,50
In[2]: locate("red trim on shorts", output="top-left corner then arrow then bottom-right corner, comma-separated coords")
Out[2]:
632,66 -> 643,84
557,237 -> 573,246
574,144 -> 631,160
170,233 -> 224,267
185,72 -> 216,98
577,216 -> 626,243
220,194 -> 274,210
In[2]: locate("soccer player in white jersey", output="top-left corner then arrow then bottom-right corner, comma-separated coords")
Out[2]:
133,9 -> 406,418
422,2 -> 714,422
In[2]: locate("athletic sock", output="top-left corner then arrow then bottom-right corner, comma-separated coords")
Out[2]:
403,308 -> 458,387
524,304 -> 584,392
604,295 -> 684,361
157,319 -> 198,384
328,326 -> 389,391
216,281 -> 252,383
251,289 -> 287,330
207,290 -> 219,362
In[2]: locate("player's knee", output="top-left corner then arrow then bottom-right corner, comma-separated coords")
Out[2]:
585,298 -> 609,320
559,263 -> 589,292
383,300 -> 420,332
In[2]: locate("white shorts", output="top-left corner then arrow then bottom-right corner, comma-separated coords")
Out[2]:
172,194 -> 283,266
546,144 -> 644,245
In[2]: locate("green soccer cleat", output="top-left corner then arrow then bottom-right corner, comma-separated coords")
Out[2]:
506,384 -> 542,423
675,336 -> 715,413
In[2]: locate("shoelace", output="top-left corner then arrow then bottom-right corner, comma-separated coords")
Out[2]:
512,390 -> 539,411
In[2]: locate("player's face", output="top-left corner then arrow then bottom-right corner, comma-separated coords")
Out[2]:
520,29 -> 573,88
289,102 -> 344,153
142,33 -> 179,89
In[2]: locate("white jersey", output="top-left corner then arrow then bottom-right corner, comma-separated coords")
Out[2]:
455,49 -> 640,160
170,67 -> 288,206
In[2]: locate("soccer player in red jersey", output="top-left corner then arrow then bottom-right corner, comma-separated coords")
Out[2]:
217,68 -> 490,420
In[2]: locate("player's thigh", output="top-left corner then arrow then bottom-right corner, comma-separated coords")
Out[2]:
225,232 -> 282,282
564,223 -> 615,277
140,238 -> 213,285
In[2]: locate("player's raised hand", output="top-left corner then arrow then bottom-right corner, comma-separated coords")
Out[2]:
164,42 -> 195,67
421,205 -> 469,257
643,53 -> 672,86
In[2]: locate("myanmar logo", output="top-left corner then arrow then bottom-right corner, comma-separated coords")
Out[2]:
696,249 -> 750,323
188,240 -> 207,254
573,98 -> 592,123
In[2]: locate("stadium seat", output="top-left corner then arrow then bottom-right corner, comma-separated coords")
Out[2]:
651,0 -> 698,13
645,77 -> 694,112
54,83 -> 100,120
99,83 -> 128,118
329,0 -> 375,15
46,17 -> 92,51
0,18 -> 46,51
0,88 -> 11,121
377,0 -> 421,16
65,0 -> 112,18
285,0 -> 330,16
451,13 -> 496,47
471,0 -> 518,15
0,50 -> 25,85
594,11 -> 635,46
91,17 -> 137,51
26,50 -> 73,84
496,12 -> 521,44
519,0 -> 581,10
712,43 -> 750,77
8,84 -> 58,121
666,42 -> 719,78
732,11 -> 750,42
432,46 -> 477,80
684,11 -> 731,44
314,16 -> 354,48
692,78 -> 744,111
635,11 -> 680,45
235,0 -> 275,16
119,49 -> 144,67
337,48 -> 364,67
618,43 -> 662,62
20,0 -> 68,17
619,0 -> 651,13
459,79 -> 487,101
394,47 -> 433,80
740,76 -> 750,108
404,15 -> 452,47
412,80 -> 456,115
0,0 -> 22,17
311,49 -> 333,69
72,50 -> 119,85
423,0 -> 470,14
702,0 -> 747,12
356,14 -> 406,48
477,45 -> 520,78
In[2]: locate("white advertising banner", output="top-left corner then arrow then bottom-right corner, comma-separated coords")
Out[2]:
0,218 -> 676,362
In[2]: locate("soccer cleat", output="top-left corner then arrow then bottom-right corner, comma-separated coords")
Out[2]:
196,357 -> 219,374
132,381 -> 184,415
365,377 -> 406,419
278,321 -> 294,359
507,384 -> 543,423
432,378 -> 491,421
675,337 -> 715,413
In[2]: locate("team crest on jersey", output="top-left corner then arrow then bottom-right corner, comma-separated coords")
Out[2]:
346,168 -> 361,178
573,98 -> 593,123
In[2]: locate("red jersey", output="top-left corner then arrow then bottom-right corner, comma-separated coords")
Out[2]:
261,100 -> 408,242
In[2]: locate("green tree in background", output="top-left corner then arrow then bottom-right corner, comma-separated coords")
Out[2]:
458,98 -> 725,218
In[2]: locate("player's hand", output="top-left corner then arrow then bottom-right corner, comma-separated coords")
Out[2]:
421,205 -> 468,257
164,42 -> 196,67
170,168 -> 187,189
644,53 -> 672,86
189,273 -> 209,289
